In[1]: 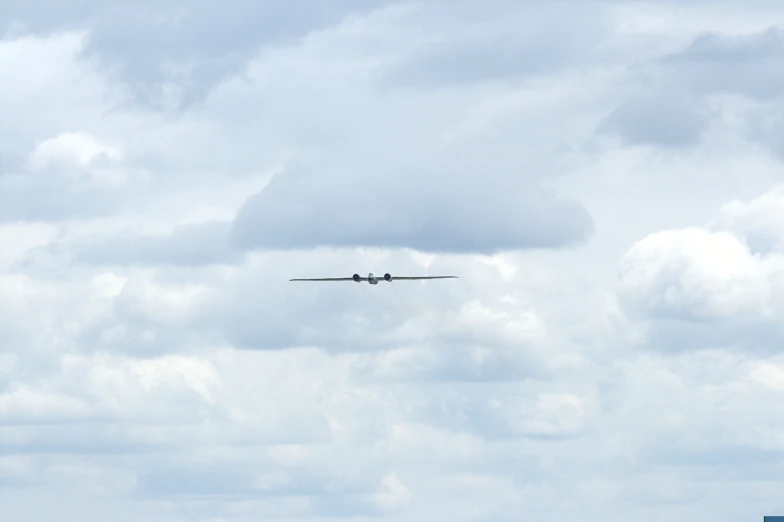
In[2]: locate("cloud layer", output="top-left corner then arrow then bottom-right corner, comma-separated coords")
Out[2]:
3,2 -> 784,521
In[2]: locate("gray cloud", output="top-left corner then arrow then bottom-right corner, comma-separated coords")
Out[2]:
133,466 -> 259,499
0,172 -> 138,224
0,423 -> 169,455
746,103 -> 784,160
380,1 -> 614,89
628,316 -> 784,356
643,443 -> 784,479
662,26 -> 784,100
72,221 -> 241,266
1,1 -> 396,110
597,91 -> 713,148
229,155 -> 593,254
35,162 -> 593,257
596,26 -> 784,152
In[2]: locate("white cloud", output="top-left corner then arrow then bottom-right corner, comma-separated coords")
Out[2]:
617,185 -> 784,357
619,227 -> 777,321
748,361 -> 784,391
28,132 -> 122,170
373,472 -> 412,512
3,2 -> 784,521
0,385 -> 93,423
716,184 -> 784,252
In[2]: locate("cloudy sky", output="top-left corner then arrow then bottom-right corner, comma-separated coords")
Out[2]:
2,1 -> 784,520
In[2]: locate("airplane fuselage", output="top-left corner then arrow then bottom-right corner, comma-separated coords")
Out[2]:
350,271 -> 392,284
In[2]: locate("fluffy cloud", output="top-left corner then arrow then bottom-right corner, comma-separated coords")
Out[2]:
621,183 -> 784,323
3,1 -> 784,521
619,227 -> 776,321
618,185 -> 784,355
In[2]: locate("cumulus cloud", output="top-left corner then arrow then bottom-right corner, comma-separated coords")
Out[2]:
619,227 -> 776,321
618,186 -> 784,354
716,185 -> 784,253
5,1 -> 784,521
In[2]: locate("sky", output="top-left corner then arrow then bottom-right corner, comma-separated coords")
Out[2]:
1,1 -> 784,520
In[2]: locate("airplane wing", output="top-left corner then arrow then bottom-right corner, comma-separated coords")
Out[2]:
289,277 -> 362,281
391,276 -> 458,280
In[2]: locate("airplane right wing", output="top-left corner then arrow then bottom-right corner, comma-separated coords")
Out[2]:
391,276 -> 458,280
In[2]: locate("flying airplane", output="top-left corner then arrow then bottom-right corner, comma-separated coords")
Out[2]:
289,272 -> 458,284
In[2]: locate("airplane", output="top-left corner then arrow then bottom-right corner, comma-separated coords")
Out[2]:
289,272 -> 458,285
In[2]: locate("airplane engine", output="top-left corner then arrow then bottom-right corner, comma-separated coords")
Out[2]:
352,273 -> 361,282
384,273 -> 392,281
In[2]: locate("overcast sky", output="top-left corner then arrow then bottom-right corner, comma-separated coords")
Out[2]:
2,1 -> 784,520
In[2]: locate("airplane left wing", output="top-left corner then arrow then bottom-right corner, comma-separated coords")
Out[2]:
289,277 -> 359,281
